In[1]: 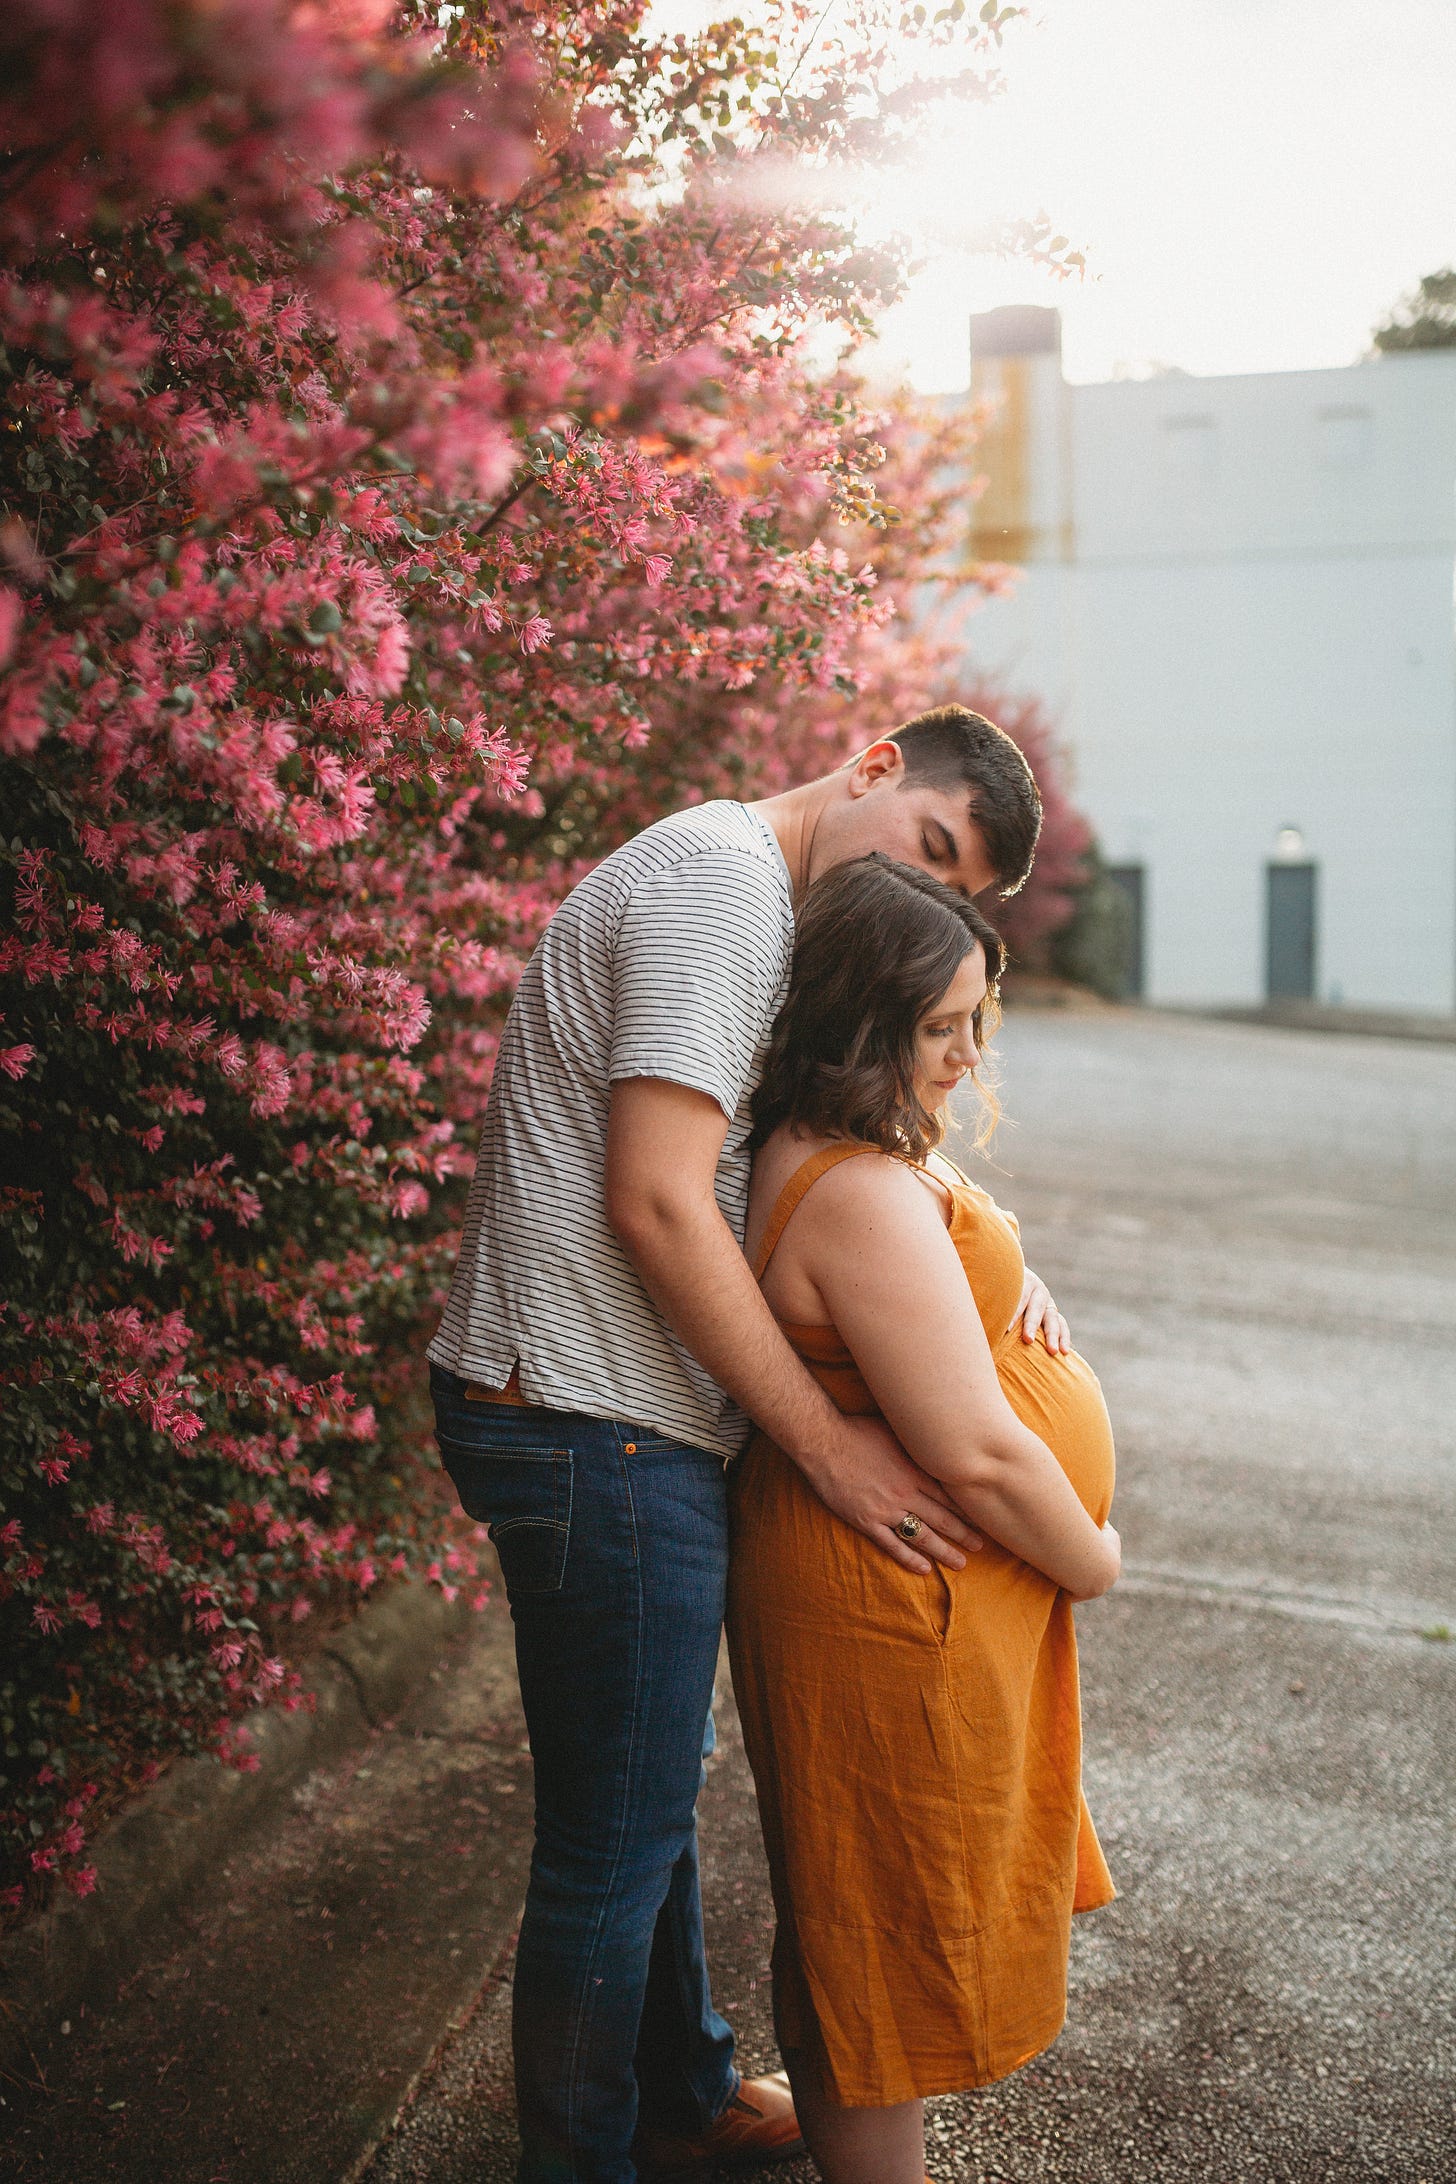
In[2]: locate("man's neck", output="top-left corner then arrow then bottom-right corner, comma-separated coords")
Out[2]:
748,780 -> 832,901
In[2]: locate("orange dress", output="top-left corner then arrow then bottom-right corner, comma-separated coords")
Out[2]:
725,1143 -> 1116,2107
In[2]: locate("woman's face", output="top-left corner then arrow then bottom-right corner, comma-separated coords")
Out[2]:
913,943 -> 989,1113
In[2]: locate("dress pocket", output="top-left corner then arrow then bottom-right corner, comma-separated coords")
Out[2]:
436,1437 -> 573,1597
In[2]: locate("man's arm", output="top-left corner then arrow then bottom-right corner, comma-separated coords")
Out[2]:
604,1076 -> 979,1576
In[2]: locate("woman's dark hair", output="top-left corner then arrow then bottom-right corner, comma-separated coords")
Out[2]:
750,853 -> 1006,1162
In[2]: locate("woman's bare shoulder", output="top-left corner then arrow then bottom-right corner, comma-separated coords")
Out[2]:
750,1129 -> 926,1217
789,1140 -> 949,1231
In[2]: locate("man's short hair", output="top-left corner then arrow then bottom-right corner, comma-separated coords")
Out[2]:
888,704 -> 1042,897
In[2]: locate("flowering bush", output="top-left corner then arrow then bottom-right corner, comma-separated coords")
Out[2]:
0,0 -> 1082,1914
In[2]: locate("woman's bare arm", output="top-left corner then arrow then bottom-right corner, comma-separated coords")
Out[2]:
605,1079 -> 981,1575
790,1154 -> 1119,1600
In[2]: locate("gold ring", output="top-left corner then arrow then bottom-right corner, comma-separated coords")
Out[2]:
895,1512 -> 924,1542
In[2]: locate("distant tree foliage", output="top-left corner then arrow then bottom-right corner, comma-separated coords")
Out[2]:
1372,268 -> 1456,352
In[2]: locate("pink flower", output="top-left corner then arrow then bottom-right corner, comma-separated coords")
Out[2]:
0,1044 -> 36,1081
64,1866 -> 98,1899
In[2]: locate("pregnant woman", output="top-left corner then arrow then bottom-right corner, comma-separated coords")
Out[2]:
727,853 -> 1120,2184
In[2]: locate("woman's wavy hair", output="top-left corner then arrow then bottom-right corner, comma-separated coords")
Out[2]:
750,853 -> 1006,1162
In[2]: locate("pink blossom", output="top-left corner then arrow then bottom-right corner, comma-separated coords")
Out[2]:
0,0 -> 1061,1904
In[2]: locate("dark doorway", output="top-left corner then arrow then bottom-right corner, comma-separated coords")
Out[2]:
1105,863 -> 1146,999
1265,863 -> 1317,1000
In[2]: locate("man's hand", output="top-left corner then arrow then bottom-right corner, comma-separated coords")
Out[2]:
795,1412 -> 982,1577
1010,1267 -> 1071,1354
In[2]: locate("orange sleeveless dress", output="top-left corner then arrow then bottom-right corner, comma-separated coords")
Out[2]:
725,1143 -> 1116,2107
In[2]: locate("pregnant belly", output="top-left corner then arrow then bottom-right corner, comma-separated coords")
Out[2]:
997,1344 -> 1116,1525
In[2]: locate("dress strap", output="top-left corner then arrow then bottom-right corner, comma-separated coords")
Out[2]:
927,1147 -> 975,1190
751,1142 -> 879,1282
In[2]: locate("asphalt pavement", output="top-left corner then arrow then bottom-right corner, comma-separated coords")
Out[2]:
369,1005 -> 1456,2184
5,1007 -> 1452,2182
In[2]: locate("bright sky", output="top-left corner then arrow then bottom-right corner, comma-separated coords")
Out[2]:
864,0 -> 1456,388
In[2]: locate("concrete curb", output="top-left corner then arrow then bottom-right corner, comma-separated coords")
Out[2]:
1156,1000 -> 1456,1045
0,1578 -> 469,2085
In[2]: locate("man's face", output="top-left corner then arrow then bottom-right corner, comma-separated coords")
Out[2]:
810,746 -> 999,899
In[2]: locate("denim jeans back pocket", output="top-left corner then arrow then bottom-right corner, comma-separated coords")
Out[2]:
437,1437 -> 573,1596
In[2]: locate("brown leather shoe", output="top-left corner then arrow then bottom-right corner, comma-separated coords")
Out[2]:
635,2070 -> 805,2176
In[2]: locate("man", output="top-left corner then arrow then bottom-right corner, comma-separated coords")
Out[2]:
428,706 -> 1042,2183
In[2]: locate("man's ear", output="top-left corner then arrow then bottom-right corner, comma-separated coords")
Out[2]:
846,739 -> 906,799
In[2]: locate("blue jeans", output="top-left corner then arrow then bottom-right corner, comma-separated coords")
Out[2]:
430,1365 -> 738,2184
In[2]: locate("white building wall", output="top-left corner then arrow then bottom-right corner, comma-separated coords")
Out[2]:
952,341 -> 1456,1014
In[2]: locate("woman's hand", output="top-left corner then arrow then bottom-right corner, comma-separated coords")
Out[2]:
1065,1522 -> 1121,1603
1011,1267 -> 1071,1354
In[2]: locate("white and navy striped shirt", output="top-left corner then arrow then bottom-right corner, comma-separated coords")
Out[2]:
428,801 -> 795,1458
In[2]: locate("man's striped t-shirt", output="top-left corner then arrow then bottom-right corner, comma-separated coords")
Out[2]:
427,800 -> 796,1459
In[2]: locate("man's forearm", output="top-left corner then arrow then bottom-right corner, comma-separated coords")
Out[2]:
613,1196 -> 844,1470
